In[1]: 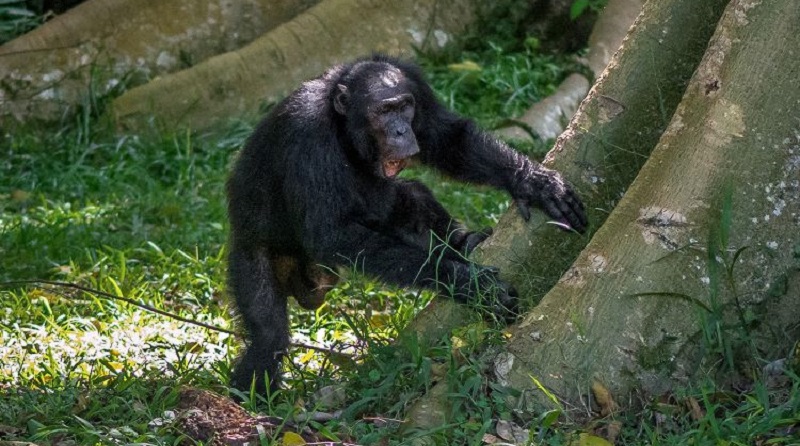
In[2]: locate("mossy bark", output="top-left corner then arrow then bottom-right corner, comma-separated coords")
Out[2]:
402,0 -> 731,430
481,0 -> 730,301
0,0 -> 317,123
408,0 -> 729,344
500,0 -> 800,412
111,0 -> 478,132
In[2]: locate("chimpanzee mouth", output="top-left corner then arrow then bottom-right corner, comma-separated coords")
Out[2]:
383,158 -> 408,178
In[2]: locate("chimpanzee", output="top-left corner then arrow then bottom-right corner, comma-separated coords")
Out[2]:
226,54 -> 587,392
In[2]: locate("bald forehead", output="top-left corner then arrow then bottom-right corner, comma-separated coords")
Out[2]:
364,66 -> 410,100
376,67 -> 402,87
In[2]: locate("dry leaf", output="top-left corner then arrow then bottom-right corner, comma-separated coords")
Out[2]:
591,381 -> 618,416
686,397 -> 704,421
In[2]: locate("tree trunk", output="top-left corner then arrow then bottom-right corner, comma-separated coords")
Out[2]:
111,0 -> 478,132
498,0 -> 800,413
407,0 -> 729,346
481,0 -> 730,297
0,0 -> 318,123
403,0 -> 730,432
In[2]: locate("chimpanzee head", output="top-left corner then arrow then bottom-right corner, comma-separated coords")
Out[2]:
334,62 -> 419,178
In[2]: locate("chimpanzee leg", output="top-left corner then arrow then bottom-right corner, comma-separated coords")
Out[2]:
228,240 -> 289,393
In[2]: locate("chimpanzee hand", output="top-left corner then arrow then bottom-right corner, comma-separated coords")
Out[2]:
511,166 -> 587,233
474,266 -> 519,323
449,227 -> 494,256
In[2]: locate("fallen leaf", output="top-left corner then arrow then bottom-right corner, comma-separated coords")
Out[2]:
282,431 -> 306,445
591,381 -> 618,416
686,397 -> 704,421
606,420 -> 622,444
482,433 -> 500,444
448,60 -> 482,72
0,424 -> 23,436
578,433 -> 613,446
496,420 -> 529,444
11,189 -> 30,202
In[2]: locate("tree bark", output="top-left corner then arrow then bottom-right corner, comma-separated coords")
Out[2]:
402,0 -> 732,431
481,0 -> 730,298
111,0 -> 479,132
0,0 -> 318,123
407,0 -> 729,346
499,0 -> 800,414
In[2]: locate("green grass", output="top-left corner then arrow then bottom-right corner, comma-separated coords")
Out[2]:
0,123 -> 241,444
0,0 -> 43,44
0,57 -> 524,444
2,39 -> 799,446
420,40 -> 571,129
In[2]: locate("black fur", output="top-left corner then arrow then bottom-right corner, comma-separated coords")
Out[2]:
227,54 -> 586,392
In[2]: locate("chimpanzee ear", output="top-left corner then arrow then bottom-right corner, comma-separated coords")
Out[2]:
333,84 -> 348,115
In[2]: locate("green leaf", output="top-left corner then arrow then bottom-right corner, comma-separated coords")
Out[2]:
282,431 -> 306,445
540,409 -> 561,428
570,0 -> 590,20
529,374 -> 563,409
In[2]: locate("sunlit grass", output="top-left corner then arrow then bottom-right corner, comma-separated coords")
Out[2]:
0,104 -> 507,443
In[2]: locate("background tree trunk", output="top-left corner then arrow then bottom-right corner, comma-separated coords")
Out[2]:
0,0 -> 318,123
498,0 -> 800,414
497,0 -> 645,142
110,0 -> 479,132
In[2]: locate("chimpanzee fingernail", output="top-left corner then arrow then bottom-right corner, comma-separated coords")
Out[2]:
549,220 -> 572,231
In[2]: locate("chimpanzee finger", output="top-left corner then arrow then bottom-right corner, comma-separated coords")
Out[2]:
482,265 -> 500,275
564,188 -> 588,226
495,283 -> 519,323
542,199 -> 568,227
462,227 -> 494,255
515,199 -> 532,221
474,267 -> 518,322
573,204 -> 589,231
557,197 -> 586,233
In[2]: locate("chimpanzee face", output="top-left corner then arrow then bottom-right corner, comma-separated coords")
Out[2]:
334,66 -> 420,178
366,89 -> 417,177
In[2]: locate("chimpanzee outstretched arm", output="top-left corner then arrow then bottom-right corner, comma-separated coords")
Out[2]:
415,107 -> 587,233
390,179 -> 492,257
307,220 -> 516,315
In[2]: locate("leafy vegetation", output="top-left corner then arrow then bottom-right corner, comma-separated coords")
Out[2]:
1,23 -> 798,446
0,0 -> 43,44
420,39 -> 574,132
570,0 -> 610,20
